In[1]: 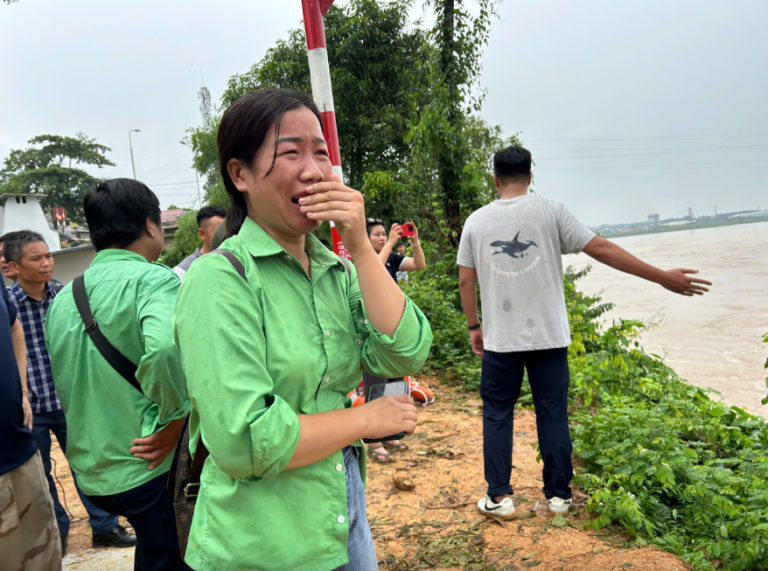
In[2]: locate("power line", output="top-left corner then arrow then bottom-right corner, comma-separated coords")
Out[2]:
526,132 -> 768,144
537,144 -> 768,161
148,181 -> 199,187
536,160 -> 768,172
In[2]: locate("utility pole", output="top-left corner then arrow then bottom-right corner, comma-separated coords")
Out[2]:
180,140 -> 202,206
128,129 -> 140,178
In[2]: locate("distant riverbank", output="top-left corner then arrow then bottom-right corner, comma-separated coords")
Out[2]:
601,214 -> 768,238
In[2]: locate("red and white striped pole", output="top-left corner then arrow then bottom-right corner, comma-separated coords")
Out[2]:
301,0 -> 350,260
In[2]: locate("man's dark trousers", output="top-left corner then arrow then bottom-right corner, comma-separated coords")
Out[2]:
31,409 -> 118,537
87,472 -> 191,571
481,347 -> 573,500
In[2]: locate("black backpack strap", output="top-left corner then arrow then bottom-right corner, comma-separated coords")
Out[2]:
72,275 -> 143,395
185,249 -> 248,498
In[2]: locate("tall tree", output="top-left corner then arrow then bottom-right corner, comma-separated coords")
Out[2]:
0,133 -> 114,224
192,0 -> 432,193
425,0 -> 497,245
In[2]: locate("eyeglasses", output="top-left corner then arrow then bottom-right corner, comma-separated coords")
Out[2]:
366,218 -> 384,225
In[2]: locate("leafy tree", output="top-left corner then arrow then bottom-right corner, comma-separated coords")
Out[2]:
415,0 -> 498,246
158,211 -> 201,268
0,133 -> 114,224
221,0 -> 432,191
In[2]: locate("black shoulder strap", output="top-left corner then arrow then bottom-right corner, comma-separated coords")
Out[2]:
187,249 -> 249,490
72,275 -> 143,394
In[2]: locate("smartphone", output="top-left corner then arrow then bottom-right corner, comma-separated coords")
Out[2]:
363,380 -> 410,444
400,223 -> 415,237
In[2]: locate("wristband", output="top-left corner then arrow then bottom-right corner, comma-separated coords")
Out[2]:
468,323 -> 481,331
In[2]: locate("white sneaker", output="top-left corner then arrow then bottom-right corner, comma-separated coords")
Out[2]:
547,497 -> 572,513
477,495 -> 516,519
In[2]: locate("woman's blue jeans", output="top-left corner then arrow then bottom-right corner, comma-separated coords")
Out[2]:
333,446 -> 378,571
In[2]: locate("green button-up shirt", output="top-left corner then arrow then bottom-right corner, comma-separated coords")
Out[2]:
173,218 -> 433,571
44,249 -> 190,496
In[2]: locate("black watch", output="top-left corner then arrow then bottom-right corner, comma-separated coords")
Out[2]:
468,323 -> 481,331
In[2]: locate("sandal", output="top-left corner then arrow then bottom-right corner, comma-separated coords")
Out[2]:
382,440 -> 409,452
367,445 -> 393,463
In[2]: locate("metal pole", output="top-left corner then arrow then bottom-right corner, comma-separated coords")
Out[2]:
128,129 -> 140,179
302,0 -> 349,258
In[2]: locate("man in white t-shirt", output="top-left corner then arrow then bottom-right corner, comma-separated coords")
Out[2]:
458,146 -> 711,517
173,205 -> 226,280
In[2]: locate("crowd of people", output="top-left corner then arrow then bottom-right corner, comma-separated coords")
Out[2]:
0,87 -> 711,571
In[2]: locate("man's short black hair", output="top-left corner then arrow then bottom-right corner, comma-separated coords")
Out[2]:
494,146 -> 532,184
2,230 -> 47,265
196,205 -> 226,228
84,179 -> 162,251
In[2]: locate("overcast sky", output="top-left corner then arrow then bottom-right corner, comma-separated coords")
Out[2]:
1,0 -> 766,227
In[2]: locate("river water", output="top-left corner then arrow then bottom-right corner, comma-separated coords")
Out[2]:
566,221 -> 768,417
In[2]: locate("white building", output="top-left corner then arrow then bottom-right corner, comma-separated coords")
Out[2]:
0,194 -> 61,252
1,193 -> 95,286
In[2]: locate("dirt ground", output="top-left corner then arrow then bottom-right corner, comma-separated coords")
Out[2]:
53,375 -> 690,570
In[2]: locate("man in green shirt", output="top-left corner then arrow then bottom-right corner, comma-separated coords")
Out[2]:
45,179 -> 191,571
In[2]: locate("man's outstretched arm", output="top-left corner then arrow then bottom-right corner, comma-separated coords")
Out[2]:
582,236 -> 712,296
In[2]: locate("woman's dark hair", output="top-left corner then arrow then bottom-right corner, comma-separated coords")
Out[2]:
366,218 -> 385,237
493,146 -> 532,184
84,178 -> 162,251
217,89 -> 323,237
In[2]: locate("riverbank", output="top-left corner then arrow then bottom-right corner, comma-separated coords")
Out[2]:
600,215 -> 768,239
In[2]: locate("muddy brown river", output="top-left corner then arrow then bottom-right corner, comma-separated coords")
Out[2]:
567,220 -> 768,417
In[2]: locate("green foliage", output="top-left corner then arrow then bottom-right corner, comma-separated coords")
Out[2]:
182,119 -> 226,209
0,133 -> 114,224
400,244 -> 481,389
565,275 -> 768,570
181,0 -> 506,241
762,331 -> 768,405
424,0 -> 499,244
158,211 -> 201,268
215,0 -> 433,191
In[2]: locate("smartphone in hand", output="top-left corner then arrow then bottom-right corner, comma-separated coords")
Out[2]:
399,223 -> 415,237
363,380 -> 409,444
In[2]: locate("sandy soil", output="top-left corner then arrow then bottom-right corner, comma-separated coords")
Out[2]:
54,376 -> 690,570
367,377 -> 690,571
